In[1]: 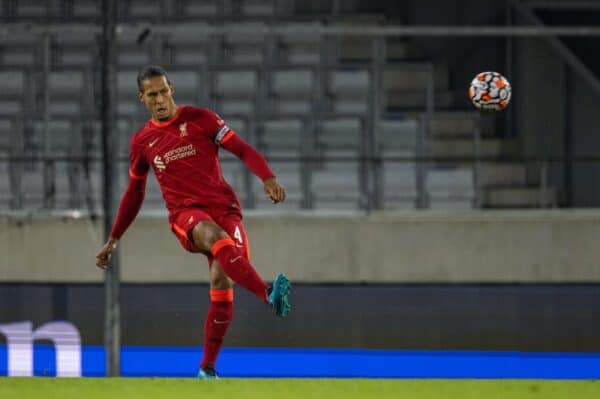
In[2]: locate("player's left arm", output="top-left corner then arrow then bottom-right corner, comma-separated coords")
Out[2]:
221,132 -> 286,204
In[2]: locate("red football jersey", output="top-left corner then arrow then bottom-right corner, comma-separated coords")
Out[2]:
129,105 -> 241,216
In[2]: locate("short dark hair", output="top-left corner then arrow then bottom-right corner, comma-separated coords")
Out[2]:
137,65 -> 171,91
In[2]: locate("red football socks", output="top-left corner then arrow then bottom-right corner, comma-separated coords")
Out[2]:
210,238 -> 269,303
200,289 -> 234,369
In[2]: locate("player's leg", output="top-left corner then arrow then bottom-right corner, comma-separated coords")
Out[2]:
190,220 -> 270,303
198,262 -> 233,379
171,208 -> 288,312
212,215 -> 291,318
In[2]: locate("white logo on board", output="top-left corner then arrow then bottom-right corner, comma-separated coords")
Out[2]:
0,321 -> 82,377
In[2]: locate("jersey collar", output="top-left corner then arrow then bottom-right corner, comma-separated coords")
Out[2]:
150,106 -> 183,128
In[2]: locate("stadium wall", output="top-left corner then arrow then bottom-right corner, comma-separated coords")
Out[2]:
2,282 -> 600,352
1,210 -> 600,283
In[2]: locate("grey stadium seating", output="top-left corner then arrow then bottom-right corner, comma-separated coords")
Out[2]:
0,0 -> 484,211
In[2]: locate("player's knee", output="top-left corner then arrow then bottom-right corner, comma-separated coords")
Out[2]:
191,221 -> 229,252
210,269 -> 233,290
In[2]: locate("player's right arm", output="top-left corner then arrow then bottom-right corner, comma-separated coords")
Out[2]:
95,137 -> 150,270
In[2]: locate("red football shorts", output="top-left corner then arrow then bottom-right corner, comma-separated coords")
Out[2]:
169,208 -> 250,265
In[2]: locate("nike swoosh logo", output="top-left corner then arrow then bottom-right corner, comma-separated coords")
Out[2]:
214,319 -> 229,324
230,256 -> 242,263
148,138 -> 159,147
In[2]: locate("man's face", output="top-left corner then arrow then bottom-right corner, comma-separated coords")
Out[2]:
138,75 -> 177,122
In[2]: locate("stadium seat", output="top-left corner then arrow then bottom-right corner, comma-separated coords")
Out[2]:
330,14 -> 385,64
270,68 -> 315,115
28,119 -> 85,209
379,118 -> 418,154
221,116 -> 249,140
317,116 -> 363,156
87,118 -> 136,157
54,161 -> 83,209
15,0 -> 50,19
0,160 -> 11,208
128,0 -> 161,20
0,119 -> 13,153
31,119 -> 82,154
117,71 -> 147,119
258,118 -> 304,156
143,170 -> 164,208
117,39 -> 152,68
0,36 -> 37,66
54,31 -> 97,67
84,162 -> 103,210
179,0 -> 220,18
117,119 -> 135,155
0,100 -> 23,117
163,28 -> 213,67
427,168 -> 475,209
382,162 -> 418,209
20,166 -> 45,208
71,0 -> 101,19
252,161 -> 303,210
241,0 -> 276,17
384,65 -> 449,110
0,117 -> 24,206
219,150 -> 248,199
378,118 -> 418,208
328,69 -> 371,114
0,70 -> 27,117
223,22 -> 266,65
0,70 -> 26,96
276,23 -> 321,65
48,70 -> 88,116
168,70 -> 201,106
312,162 -> 362,209
213,69 -> 259,116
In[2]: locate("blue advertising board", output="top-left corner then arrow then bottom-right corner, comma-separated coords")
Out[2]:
2,344 -> 600,379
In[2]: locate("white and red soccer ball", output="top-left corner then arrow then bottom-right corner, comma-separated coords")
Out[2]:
469,71 -> 512,111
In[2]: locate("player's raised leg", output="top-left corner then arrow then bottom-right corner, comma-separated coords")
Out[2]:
191,221 -> 291,317
191,221 -> 270,302
198,262 -> 233,379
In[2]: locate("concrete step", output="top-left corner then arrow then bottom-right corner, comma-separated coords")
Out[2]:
386,39 -> 411,60
478,163 -> 527,187
387,38 -> 425,60
386,90 -> 455,110
428,111 -> 496,138
483,186 -> 557,208
339,39 -> 410,63
339,37 -> 374,63
384,66 -> 449,91
431,138 -> 518,158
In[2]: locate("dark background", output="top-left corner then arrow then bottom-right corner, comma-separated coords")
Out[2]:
1,283 -> 599,352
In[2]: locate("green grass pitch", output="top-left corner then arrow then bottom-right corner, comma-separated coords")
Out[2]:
1,378 -> 599,399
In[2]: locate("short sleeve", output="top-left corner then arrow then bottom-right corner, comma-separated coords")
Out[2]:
128,135 -> 150,180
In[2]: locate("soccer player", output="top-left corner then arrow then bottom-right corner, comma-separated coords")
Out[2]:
95,65 -> 291,379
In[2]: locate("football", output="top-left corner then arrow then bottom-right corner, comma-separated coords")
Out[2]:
469,71 -> 512,111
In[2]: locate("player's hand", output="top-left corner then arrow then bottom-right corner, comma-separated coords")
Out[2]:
96,238 -> 118,270
263,177 -> 286,204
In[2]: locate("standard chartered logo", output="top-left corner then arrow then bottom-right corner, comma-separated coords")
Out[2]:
153,145 -> 197,172
0,321 -> 81,377
154,155 -> 166,171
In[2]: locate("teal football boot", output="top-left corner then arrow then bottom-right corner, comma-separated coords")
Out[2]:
268,273 -> 292,317
197,366 -> 219,380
